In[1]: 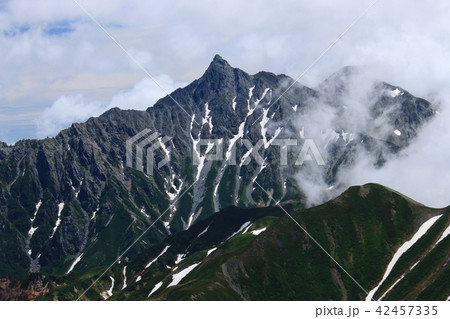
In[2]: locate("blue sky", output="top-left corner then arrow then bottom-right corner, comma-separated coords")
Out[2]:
44,20 -> 76,36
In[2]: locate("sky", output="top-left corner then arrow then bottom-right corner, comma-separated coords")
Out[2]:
1,0 -> 449,206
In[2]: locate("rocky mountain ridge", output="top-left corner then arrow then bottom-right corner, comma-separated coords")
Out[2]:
0,55 -> 436,280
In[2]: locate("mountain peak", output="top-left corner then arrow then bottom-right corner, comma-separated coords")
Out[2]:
212,54 -> 228,64
205,54 -> 233,75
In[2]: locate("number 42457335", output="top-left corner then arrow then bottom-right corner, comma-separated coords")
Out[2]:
375,306 -> 438,316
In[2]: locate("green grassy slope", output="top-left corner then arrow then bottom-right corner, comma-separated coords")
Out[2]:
35,184 -> 449,301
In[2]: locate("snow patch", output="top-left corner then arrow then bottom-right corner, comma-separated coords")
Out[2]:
390,88 -> 402,97
247,86 -> 255,109
28,226 -> 38,237
175,254 -> 185,265
254,88 -> 270,109
251,227 -> 267,236
394,129 -> 401,136
197,226 -> 210,238
225,121 -> 245,161
166,174 -> 184,202
28,201 -> 42,239
227,221 -> 252,241
145,245 -> 170,269
379,275 -> 404,300
91,206 -> 99,220
206,247 -> 217,256
50,202 -> 64,238
32,201 -> 42,219
434,223 -> 450,247
202,103 -> 213,133
106,276 -> 115,297
242,223 -> 253,234
191,115 -> 215,183
66,253 -> 84,275
410,260 -> 420,271
122,266 -> 127,290
299,126 -> 305,139
140,206 -> 150,218
167,263 -> 200,287
158,136 -> 171,164
251,162 -> 267,185
186,212 -> 196,230
148,281 -> 163,298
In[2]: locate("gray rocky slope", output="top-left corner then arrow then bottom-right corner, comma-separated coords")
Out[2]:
0,55 -> 435,278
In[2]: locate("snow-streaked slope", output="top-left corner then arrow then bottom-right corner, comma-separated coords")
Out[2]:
226,221 -> 251,241
145,245 -> 170,269
434,223 -> 450,247
50,202 -> 64,238
122,266 -> 127,290
365,215 -> 442,301
105,276 -> 115,298
206,247 -> 217,256
174,254 -> 185,265
66,253 -> 84,275
167,263 -> 200,288
196,226 -> 210,238
28,201 -> 42,239
148,281 -> 163,298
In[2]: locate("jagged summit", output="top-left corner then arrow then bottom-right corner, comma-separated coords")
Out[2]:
212,54 -> 228,64
203,54 -> 234,78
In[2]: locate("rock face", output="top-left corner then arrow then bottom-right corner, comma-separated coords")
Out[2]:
0,55 -> 436,278
0,276 -> 48,300
41,184 -> 450,301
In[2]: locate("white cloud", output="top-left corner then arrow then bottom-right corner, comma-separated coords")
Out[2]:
3,1 -> 450,111
340,95 -> 450,208
35,94 -> 105,138
292,68 -> 450,208
35,75 -> 185,138
109,75 -> 186,110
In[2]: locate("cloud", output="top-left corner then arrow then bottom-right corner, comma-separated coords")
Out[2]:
292,67 -> 450,208
2,1 -> 450,109
35,94 -> 105,138
35,75 -> 186,138
339,95 -> 450,208
109,75 -> 185,110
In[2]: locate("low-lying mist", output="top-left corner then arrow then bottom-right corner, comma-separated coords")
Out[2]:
292,67 -> 450,208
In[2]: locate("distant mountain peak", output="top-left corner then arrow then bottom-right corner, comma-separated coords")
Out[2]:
212,54 -> 229,65
204,54 -> 233,75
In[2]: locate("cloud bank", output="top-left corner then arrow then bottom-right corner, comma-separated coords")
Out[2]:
340,96 -> 450,208
293,69 -> 450,209
35,75 -> 186,137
